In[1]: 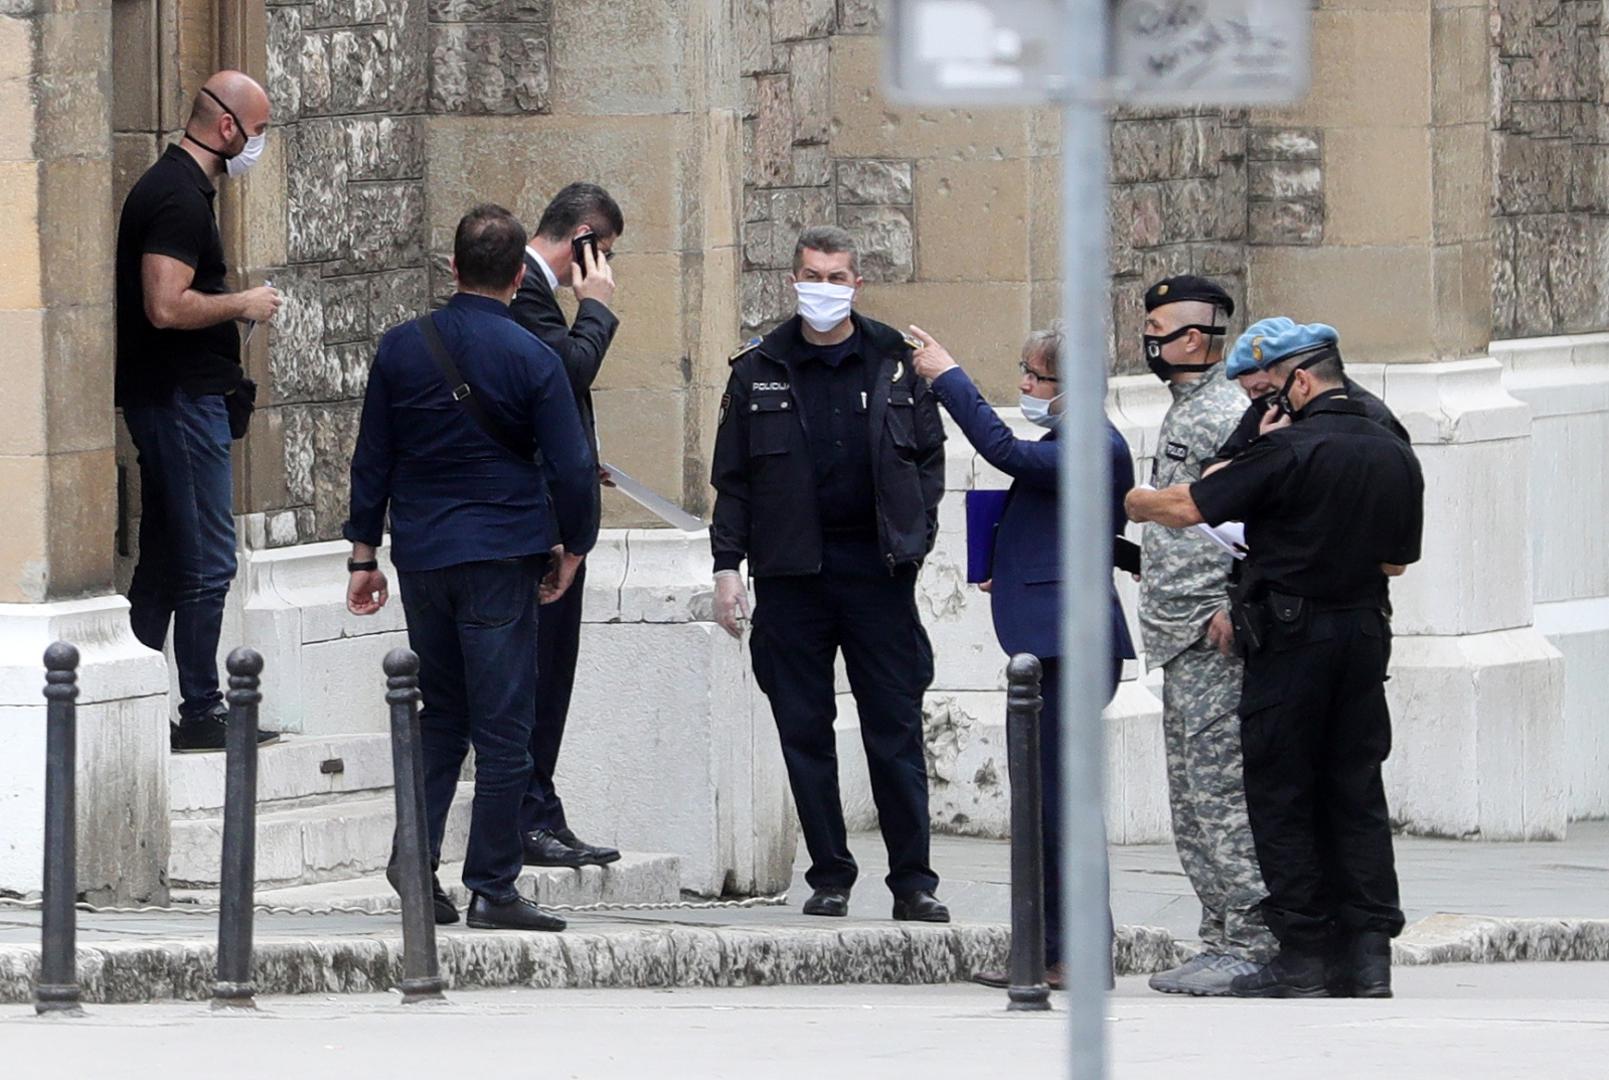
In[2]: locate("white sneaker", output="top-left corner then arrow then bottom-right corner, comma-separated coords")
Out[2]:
1148,951 -> 1217,994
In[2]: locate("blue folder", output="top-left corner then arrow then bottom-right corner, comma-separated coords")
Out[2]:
965,489 -> 1010,583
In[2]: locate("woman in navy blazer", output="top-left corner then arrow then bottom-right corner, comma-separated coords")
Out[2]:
910,322 -> 1136,990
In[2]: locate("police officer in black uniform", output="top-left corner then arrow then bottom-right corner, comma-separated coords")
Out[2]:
1125,321 -> 1424,999
710,225 -> 949,923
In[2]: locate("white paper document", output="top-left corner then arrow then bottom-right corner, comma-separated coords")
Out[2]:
600,462 -> 705,533
1196,520 -> 1247,560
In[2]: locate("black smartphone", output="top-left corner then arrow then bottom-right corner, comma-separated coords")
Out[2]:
571,231 -> 599,278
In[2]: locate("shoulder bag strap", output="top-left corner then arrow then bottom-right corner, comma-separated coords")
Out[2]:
414,313 -> 537,465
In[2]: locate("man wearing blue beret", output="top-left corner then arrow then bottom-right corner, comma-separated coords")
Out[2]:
1136,275 -> 1277,996
1125,320 -> 1425,999
1208,317 -> 1409,468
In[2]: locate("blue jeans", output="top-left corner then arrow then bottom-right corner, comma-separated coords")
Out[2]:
399,556 -> 545,902
123,389 -> 238,721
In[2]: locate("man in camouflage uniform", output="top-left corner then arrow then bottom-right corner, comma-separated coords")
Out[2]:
1135,275 -> 1277,996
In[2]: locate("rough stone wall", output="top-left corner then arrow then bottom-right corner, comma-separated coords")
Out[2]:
254,0 -> 432,545
1107,108 -> 1250,373
735,4 -> 1319,383
1491,0 -> 1609,338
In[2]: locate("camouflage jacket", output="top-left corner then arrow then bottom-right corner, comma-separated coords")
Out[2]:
1139,365 -> 1248,669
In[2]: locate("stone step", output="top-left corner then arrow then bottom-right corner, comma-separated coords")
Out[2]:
170,733 -> 397,818
169,783 -> 473,890
173,851 -> 683,914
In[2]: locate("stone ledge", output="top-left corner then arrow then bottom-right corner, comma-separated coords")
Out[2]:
2,913 -> 1603,1004
1395,914 -> 1609,965
0,924 -> 1182,1005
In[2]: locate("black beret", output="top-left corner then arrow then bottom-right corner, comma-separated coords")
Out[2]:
1143,275 -> 1235,318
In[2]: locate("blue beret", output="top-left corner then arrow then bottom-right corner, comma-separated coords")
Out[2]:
1226,318 -> 1339,378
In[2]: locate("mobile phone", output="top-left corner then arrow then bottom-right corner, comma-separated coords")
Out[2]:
571,231 -> 599,278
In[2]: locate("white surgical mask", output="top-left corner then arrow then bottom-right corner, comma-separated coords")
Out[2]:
226,133 -> 267,178
1020,392 -> 1063,429
793,281 -> 855,333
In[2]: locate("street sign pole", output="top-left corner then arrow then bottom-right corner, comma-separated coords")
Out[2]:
1054,1 -> 1112,1077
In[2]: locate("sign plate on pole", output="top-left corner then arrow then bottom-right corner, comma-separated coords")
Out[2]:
1110,0 -> 1310,105
884,0 -> 1065,105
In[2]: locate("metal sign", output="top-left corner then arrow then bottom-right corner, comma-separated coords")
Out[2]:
1110,0 -> 1310,105
885,0 -> 1309,107
883,0 -> 1066,105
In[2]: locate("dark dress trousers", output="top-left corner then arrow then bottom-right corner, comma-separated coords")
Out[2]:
509,252 -> 619,834
930,367 -> 1136,965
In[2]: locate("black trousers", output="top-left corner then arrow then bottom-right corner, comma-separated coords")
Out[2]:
521,560 -> 586,834
750,569 -> 938,897
1239,608 -> 1405,954
1040,655 -> 1123,966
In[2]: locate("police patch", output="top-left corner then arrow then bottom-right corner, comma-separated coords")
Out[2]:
1165,441 -> 1189,462
719,393 -> 732,426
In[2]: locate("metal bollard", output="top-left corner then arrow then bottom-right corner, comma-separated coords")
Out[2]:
213,648 -> 264,1010
36,642 -> 83,1017
1005,654 -> 1051,1012
385,648 -> 447,1004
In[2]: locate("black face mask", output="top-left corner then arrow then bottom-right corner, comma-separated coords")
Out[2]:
1271,349 -> 1335,419
1143,324 -> 1227,382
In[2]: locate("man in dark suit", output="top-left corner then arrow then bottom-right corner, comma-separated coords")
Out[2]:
909,322 -> 1137,990
508,183 -> 625,869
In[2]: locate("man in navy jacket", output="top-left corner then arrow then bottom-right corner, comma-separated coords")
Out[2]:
343,205 -> 598,932
910,322 -> 1136,990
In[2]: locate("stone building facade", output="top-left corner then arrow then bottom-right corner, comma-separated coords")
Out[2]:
1,0 -> 1607,903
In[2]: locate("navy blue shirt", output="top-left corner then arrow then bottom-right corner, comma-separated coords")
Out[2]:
343,292 -> 599,573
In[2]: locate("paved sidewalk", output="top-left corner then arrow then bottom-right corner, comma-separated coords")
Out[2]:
5,966 -> 1608,1080
2,825 -> 1606,1002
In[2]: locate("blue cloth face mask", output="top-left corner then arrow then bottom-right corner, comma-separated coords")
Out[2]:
1020,392 -> 1063,429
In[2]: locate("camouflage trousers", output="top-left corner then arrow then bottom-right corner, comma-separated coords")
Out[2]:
1161,637 -> 1276,960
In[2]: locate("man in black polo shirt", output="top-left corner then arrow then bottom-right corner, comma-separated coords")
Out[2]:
115,70 -> 281,752
1125,321 -> 1425,1000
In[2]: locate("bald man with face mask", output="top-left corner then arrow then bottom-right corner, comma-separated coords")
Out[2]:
116,70 -> 281,753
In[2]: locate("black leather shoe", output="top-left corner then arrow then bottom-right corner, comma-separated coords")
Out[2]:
555,827 -> 621,866
384,861 -> 460,925
892,890 -> 950,923
1348,932 -> 1393,998
523,828 -> 589,868
1229,951 -> 1329,998
801,887 -> 851,917
466,893 -> 567,932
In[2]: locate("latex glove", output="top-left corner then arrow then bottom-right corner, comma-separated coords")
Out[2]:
714,570 -> 750,639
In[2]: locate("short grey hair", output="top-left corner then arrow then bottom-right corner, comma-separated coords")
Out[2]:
793,225 -> 859,275
1021,321 -> 1065,373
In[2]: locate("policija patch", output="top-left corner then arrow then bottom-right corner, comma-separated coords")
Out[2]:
1165,441 -> 1189,462
719,393 -> 732,426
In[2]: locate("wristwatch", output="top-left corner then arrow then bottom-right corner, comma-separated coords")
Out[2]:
347,558 -> 379,573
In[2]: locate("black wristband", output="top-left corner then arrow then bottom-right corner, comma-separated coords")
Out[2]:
347,558 -> 379,573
